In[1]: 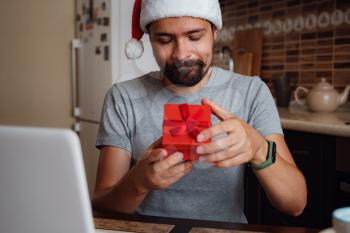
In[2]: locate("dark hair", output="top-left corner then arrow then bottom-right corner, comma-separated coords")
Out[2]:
145,23 -> 152,33
210,22 -> 215,32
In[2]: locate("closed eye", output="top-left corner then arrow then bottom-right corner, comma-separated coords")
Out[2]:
153,33 -> 174,44
189,35 -> 201,41
188,31 -> 204,41
158,36 -> 173,44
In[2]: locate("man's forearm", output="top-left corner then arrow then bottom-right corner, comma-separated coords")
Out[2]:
254,154 -> 307,216
92,170 -> 148,214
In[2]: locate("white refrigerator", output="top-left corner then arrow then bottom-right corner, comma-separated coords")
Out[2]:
72,0 -> 158,196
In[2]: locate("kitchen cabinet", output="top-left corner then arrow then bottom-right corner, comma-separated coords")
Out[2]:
244,130 -> 350,229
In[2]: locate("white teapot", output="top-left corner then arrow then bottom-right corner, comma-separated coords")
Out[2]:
294,78 -> 350,112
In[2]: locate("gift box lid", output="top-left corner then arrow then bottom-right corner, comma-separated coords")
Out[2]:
163,104 -> 211,122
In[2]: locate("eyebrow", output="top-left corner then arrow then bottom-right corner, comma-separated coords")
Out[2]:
185,28 -> 207,35
153,28 -> 207,37
153,32 -> 173,37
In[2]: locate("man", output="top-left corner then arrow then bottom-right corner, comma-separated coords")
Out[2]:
92,0 -> 307,223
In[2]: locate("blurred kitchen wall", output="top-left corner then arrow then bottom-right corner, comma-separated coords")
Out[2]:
216,0 -> 350,91
0,0 -> 75,128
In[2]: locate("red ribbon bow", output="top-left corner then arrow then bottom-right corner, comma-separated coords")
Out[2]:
164,104 -> 210,138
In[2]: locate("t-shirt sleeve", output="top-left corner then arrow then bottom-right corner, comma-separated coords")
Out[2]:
95,86 -> 132,152
248,78 -> 284,137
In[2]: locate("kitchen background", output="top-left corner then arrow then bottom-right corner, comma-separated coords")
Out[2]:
215,0 -> 350,95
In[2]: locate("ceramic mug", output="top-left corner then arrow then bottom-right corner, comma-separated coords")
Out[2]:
333,207 -> 350,233
272,75 -> 291,107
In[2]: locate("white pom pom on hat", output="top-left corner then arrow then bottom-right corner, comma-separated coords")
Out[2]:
124,0 -> 223,60
125,0 -> 144,59
125,38 -> 144,60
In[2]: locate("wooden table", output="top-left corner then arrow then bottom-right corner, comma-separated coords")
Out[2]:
94,212 -> 320,233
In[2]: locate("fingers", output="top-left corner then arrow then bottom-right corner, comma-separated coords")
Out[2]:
152,152 -> 184,173
141,137 -> 166,163
199,142 -> 244,163
165,163 -> 193,184
150,157 -> 194,190
197,98 -> 242,143
196,134 -> 236,154
197,120 -> 237,143
202,98 -> 235,121
199,146 -> 234,163
147,148 -> 167,163
163,161 -> 193,179
214,153 -> 247,168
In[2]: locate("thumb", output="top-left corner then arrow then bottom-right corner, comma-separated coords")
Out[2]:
201,98 -> 235,121
142,137 -> 167,162
149,137 -> 167,158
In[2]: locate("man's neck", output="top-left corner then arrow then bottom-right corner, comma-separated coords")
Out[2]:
161,67 -> 212,95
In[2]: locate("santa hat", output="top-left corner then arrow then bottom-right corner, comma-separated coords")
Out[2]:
125,0 -> 223,60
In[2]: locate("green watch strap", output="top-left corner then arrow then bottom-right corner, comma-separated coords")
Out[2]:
249,140 -> 276,170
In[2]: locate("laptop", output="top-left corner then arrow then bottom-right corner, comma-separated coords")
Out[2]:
0,126 -> 128,233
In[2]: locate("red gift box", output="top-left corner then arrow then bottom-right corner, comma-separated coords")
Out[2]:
162,103 -> 211,161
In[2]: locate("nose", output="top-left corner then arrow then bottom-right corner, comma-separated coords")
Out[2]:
172,39 -> 191,61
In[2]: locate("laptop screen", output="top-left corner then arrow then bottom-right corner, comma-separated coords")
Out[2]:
0,126 -> 95,233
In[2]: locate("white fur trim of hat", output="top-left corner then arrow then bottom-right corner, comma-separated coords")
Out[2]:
125,0 -> 222,60
140,0 -> 222,32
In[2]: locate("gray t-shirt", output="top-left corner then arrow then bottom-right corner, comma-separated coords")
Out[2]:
96,67 -> 283,223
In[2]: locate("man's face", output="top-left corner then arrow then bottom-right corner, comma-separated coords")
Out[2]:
148,17 -> 218,87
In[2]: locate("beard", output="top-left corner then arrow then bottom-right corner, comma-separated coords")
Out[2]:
163,59 -> 207,87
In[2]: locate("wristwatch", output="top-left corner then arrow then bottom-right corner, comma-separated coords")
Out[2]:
249,140 -> 276,170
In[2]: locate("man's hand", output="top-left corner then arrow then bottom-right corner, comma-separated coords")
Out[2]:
196,98 -> 268,168
129,138 -> 194,194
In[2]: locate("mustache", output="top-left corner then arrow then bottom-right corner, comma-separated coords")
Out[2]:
166,59 -> 205,70
163,59 -> 206,87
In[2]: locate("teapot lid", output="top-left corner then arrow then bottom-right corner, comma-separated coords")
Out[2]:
314,78 -> 334,91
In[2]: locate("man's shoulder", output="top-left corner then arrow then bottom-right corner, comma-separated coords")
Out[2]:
212,67 -> 265,89
109,71 -> 161,98
115,71 -> 160,88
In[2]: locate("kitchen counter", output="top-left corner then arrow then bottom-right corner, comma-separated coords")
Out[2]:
278,101 -> 350,137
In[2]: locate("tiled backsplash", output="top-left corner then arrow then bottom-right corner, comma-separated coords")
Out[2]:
214,0 -> 350,91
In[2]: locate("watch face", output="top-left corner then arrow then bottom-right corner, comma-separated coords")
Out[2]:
271,141 -> 276,163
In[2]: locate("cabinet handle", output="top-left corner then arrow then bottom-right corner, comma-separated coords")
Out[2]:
340,182 -> 350,194
71,39 -> 82,117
